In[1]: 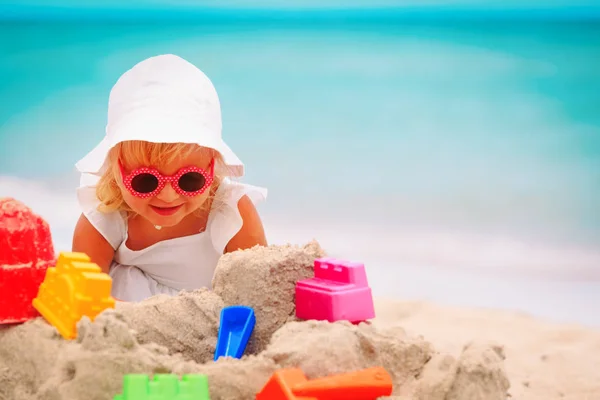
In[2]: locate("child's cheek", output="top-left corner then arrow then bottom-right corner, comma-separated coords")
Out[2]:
122,191 -> 150,213
189,193 -> 210,211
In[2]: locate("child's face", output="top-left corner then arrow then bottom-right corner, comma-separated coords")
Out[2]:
117,148 -> 214,227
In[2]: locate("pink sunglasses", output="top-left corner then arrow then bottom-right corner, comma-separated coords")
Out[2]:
119,159 -> 215,199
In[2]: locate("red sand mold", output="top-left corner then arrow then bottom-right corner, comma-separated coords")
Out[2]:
0,198 -> 55,324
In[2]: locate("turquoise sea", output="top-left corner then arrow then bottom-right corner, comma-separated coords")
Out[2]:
1,10 -> 599,324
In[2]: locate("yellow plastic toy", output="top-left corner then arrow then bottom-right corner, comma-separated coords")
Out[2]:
32,251 -> 116,339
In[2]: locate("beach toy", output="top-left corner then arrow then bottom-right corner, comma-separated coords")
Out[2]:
295,257 -> 375,323
256,369 -> 310,400
32,251 -> 116,339
214,305 -> 256,361
256,366 -> 393,400
114,374 -> 210,400
0,198 -> 55,324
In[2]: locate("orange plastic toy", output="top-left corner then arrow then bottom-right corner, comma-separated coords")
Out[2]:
32,251 -> 116,339
256,367 -> 393,400
256,369 -> 315,400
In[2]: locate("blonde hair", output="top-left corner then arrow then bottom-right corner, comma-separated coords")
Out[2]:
96,141 -> 226,215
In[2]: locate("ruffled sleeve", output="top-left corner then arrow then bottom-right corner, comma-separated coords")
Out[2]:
208,178 -> 267,254
76,174 -> 127,250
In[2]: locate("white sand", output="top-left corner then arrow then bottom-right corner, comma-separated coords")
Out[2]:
0,240 -> 598,400
376,298 -> 600,399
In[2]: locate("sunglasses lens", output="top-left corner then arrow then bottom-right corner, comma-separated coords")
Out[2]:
178,172 -> 206,192
131,173 -> 159,194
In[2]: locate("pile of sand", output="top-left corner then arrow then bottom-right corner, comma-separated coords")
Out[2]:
0,241 -> 510,400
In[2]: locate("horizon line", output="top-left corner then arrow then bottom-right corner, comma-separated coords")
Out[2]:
2,5 -> 600,23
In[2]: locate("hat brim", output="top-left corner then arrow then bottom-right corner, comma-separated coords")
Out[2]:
75,116 -> 244,178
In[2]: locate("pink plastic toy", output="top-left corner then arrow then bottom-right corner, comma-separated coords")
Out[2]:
295,257 -> 375,323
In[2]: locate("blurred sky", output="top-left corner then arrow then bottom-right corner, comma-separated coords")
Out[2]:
1,0 -> 600,11
2,0 -> 600,22
1,0 -> 599,7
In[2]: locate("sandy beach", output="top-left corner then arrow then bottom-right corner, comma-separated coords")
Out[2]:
1,241 -> 599,400
376,299 -> 600,399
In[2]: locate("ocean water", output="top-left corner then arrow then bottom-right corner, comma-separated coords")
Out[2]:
1,18 -> 599,325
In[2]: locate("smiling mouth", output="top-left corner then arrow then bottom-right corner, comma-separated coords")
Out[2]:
150,204 -> 183,216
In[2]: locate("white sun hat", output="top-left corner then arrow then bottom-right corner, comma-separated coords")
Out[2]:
75,54 -> 244,179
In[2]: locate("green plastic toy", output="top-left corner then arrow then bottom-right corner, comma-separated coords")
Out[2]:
114,374 -> 210,400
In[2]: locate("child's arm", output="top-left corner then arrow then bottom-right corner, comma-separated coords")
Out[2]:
225,195 -> 267,253
72,213 -> 115,274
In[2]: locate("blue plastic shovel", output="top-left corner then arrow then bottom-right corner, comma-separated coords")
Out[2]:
214,305 -> 256,361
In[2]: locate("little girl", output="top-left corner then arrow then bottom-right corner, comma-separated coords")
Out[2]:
72,54 -> 267,302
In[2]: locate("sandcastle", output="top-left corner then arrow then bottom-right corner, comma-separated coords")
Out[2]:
0,199 -> 511,399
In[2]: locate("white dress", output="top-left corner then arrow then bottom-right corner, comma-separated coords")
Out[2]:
76,178 -> 267,302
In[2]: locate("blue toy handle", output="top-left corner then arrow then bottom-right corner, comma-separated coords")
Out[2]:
214,305 -> 256,361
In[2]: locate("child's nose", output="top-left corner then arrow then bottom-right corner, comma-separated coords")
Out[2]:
155,182 -> 179,202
